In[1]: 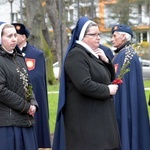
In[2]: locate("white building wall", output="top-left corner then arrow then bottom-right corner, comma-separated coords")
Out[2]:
0,0 -> 20,23
104,4 -> 150,27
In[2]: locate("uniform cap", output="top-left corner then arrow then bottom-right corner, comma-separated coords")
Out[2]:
12,23 -> 30,38
112,24 -> 133,37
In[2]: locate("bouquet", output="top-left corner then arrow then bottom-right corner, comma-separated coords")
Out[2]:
113,46 -> 135,84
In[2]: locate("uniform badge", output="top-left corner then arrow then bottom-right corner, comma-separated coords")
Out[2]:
113,26 -> 118,31
15,25 -> 21,31
25,58 -> 35,71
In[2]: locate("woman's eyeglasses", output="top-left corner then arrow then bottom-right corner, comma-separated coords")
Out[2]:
85,33 -> 102,37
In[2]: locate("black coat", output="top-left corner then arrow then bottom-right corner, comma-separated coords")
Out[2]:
0,47 -> 38,127
64,44 -> 120,150
22,43 -> 51,148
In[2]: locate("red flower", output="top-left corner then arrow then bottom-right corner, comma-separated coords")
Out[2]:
112,78 -> 123,84
112,45 -> 136,85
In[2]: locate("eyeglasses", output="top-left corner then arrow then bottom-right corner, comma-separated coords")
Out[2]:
85,33 -> 102,37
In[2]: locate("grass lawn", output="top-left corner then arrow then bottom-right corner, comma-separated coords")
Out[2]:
48,83 -> 59,133
48,80 -> 150,133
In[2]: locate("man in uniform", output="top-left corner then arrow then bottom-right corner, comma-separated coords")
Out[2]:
13,23 -> 51,150
111,24 -> 150,150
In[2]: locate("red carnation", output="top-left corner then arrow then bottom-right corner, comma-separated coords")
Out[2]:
112,78 -> 123,84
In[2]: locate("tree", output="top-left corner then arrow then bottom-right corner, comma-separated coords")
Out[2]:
24,0 -> 54,84
108,0 -> 150,59
108,0 -> 150,26
108,0 -> 133,25
23,0 -> 69,82
45,0 -> 70,81
45,0 -> 68,68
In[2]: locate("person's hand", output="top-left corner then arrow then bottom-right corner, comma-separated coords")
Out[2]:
27,105 -> 36,117
94,48 -> 109,63
108,84 -> 118,95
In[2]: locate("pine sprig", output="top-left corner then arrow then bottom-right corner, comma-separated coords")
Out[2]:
25,84 -> 33,102
117,61 -> 130,79
17,67 -> 33,102
113,45 -> 135,84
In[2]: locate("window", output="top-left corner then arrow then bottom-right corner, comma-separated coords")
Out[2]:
138,5 -> 142,14
146,4 -> 150,14
143,32 -> 147,42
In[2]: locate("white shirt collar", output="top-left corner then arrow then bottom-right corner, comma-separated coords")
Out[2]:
19,42 -> 27,50
76,40 -> 99,58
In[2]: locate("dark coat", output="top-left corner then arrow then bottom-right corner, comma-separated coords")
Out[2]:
63,44 -> 120,150
113,44 -> 150,150
0,46 -> 38,127
21,43 -> 51,148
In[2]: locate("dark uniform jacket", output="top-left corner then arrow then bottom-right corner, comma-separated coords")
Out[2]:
0,46 -> 38,127
21,43 -> 51,148
113,42 -> 150,150
63,43 -> 120,150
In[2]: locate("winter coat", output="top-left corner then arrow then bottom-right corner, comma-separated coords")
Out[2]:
0,46 -> 38,127
63,43 -> 120,150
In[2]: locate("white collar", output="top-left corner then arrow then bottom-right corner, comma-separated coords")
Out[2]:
76,40 -> 99,58
19,42 -> 27,50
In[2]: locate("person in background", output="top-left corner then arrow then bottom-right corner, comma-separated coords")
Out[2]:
111,24 -> 150,150
0,22 -> 38,150
12,23 -> 51,150
53,16 -> 120,150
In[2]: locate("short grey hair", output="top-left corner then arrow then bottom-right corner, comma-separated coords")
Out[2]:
118,31 -> 132,41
